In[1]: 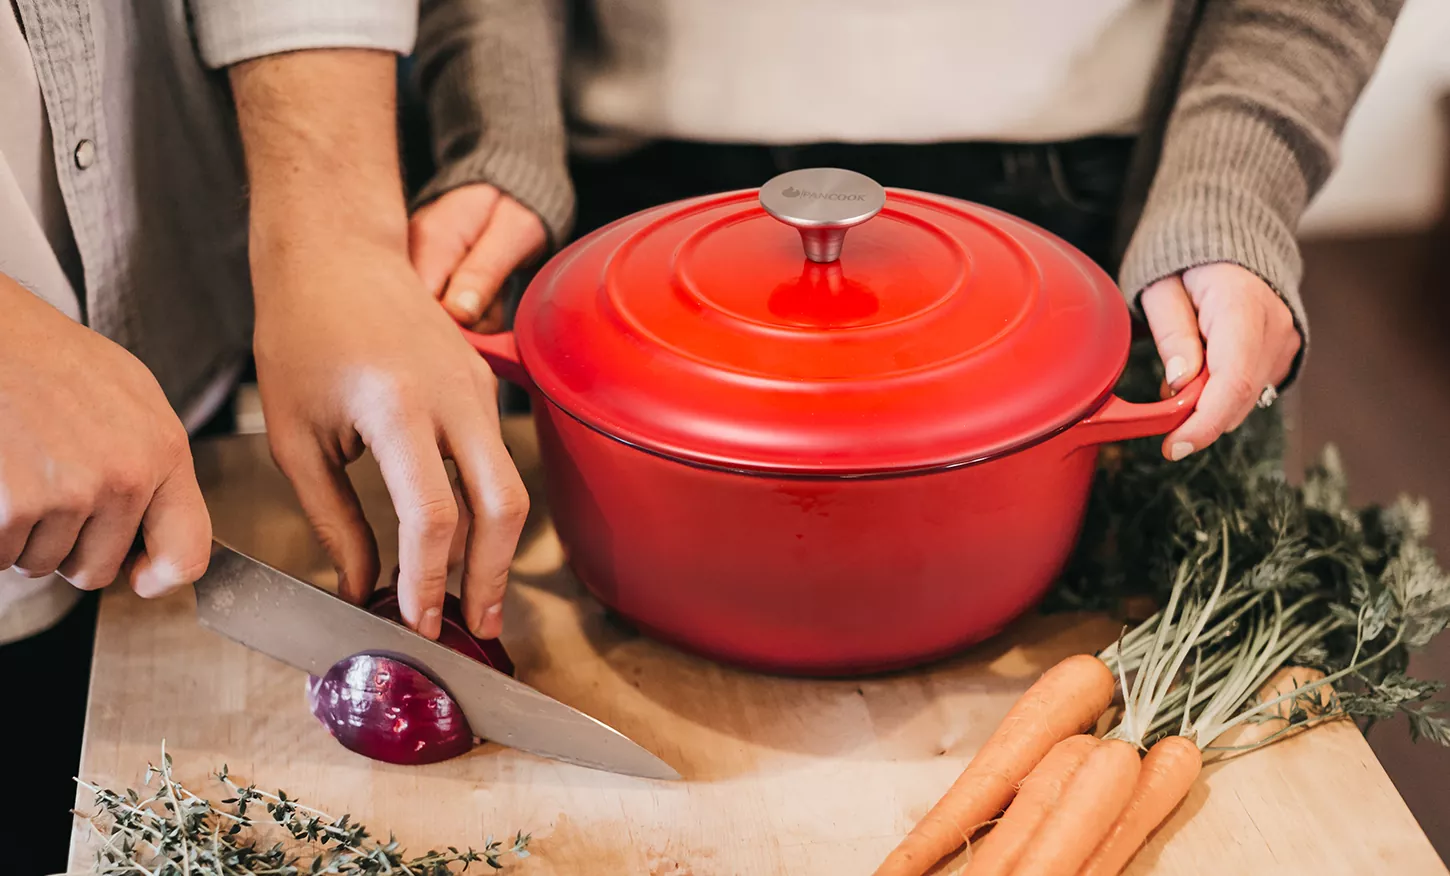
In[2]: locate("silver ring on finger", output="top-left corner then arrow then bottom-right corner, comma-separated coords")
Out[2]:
1256,384 -> 1279,409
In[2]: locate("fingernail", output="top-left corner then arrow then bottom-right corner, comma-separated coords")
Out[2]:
1165,356 -> 1189,388
475,603 -> 504,637
1169,441 -> 1195,462
134,558 -> 181,598
420,607 -> 443,640
452,289 -> 483,320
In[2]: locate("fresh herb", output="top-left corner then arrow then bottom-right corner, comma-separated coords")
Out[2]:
1063,341 -> 1450,754
62,742 -> 531,875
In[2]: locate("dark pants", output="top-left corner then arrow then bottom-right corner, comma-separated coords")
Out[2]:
569,137 -> 1135,273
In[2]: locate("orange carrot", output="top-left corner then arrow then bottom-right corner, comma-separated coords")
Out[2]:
1009,738 -> 1141,876
1075,735 -> 1201,876
873,655 -> 1116,876
961,735 -> 1100,876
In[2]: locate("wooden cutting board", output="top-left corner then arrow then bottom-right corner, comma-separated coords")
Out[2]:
68,418 -> 1447,875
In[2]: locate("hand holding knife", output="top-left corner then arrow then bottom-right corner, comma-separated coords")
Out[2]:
193,540 -> 679,780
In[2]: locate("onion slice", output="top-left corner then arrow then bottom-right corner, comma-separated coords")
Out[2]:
306,588 -> 515,764
306,653 -> 474,765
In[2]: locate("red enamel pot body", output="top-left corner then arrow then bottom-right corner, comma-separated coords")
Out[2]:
464,169 -> 1202,675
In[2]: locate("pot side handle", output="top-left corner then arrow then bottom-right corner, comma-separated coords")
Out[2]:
1069,371 -> 1208,449
460,328 -> 534,390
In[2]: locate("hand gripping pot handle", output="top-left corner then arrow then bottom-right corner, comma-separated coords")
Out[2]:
1069,371 -> 1209,450
759,168 -> 887,263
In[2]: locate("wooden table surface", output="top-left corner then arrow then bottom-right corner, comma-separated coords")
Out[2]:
69,418 -> 1447,875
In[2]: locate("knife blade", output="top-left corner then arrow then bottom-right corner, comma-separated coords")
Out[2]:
194,541 -> 679,781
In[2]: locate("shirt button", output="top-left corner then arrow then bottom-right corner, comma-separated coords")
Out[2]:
74,139 -> 96,170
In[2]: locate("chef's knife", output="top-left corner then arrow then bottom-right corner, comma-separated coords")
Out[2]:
194,541 -> 679,781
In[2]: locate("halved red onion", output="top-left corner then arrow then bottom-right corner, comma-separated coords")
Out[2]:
306,588 -> 514,764
306,653 -> 473,764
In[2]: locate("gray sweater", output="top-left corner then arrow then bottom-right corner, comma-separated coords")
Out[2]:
412,0 -> 1405,381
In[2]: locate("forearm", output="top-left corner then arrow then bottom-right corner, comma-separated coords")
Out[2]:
1120,0 -> 1404,306
231,49 -> 410,289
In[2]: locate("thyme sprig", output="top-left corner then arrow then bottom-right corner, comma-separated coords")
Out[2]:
60,742 -> 531,876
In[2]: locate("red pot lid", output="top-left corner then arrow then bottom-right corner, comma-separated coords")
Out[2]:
515,168 -> 1130,475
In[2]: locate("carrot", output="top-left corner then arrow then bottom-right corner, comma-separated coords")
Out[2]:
1009,738 -> 1141,876
873,655 -> 1115,876
1074,735 -> 1201,876
961,735 -> 1100,876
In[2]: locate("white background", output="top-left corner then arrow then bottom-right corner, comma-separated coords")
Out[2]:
1301,0 -> 1450,237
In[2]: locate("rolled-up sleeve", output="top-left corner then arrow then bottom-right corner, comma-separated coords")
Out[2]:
190,0 -> 419,69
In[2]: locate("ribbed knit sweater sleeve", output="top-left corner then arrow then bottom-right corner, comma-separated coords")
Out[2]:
411,0 -> 574,247
1118,0 -> 1404,380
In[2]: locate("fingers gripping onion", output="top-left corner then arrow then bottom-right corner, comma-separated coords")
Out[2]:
365,589 -> 515,677
306,589 -> 514,765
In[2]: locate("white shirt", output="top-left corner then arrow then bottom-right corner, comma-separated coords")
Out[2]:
568,0 -> 1174,147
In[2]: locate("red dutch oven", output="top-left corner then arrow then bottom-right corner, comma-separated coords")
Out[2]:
463,168 -> 1203,675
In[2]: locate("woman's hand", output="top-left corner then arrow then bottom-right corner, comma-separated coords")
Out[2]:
1140,263 -> 1301,461
409,184 -> 548,332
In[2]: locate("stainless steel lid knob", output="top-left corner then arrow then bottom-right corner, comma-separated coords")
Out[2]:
758,168 -> 887,263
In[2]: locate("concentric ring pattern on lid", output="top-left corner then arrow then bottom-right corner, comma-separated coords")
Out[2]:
514,169 -> 1130,476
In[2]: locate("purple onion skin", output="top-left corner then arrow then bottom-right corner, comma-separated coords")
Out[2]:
365,590 -> 515,677
305,589 -> 515,765
307,654 -> 473,765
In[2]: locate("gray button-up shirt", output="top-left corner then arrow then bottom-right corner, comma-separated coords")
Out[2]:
0,0 -> 418,643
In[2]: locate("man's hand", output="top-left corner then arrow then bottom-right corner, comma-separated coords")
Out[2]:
1140,263 -> 1302,461
409,184 -> 547,331
232,50 -> 527,640
0,275 -> 211,595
